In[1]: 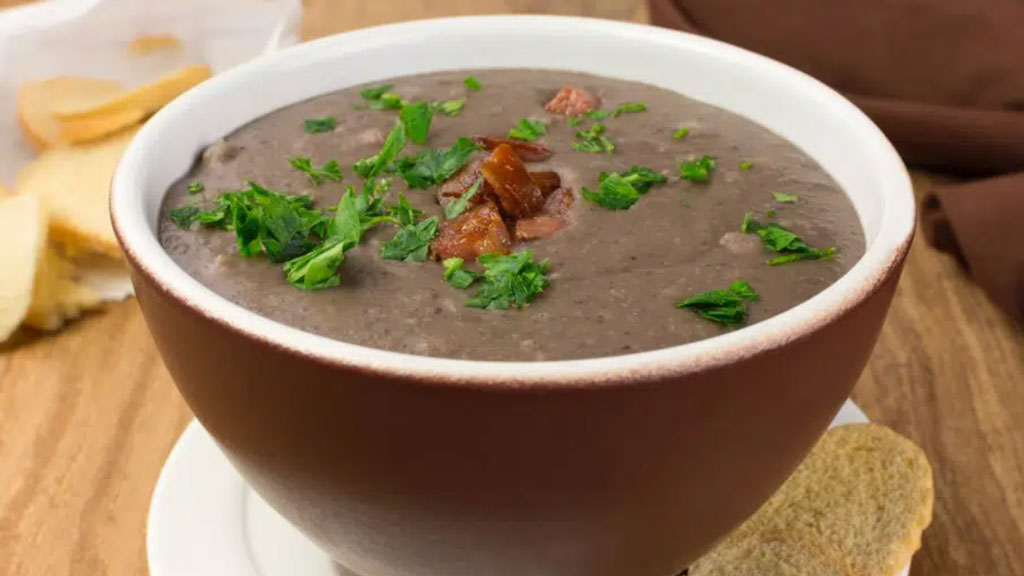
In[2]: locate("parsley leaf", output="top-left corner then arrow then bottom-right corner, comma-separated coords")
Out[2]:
679,155 -> 716,182
567,117 -> 582,127
187,181 -> 204,194
612,102 -> 647,117
283,190 -> 366,290
465,251 -> 550,310
677,281 -> 759,327
740,161 -> 754,170
360,84 -> 393,101
586,109 -> 610,121
583,166 -> 667,210
672,126 -> 690,140
571,123 -> 615,154
169,205 -> 200,228
443,257 -> 478,289
304,116 -> 335,134
395,137 -> 479,189
289,157 -> 343,186
508,118 -> 547,142
464,76 -> 482,91
430,99 -> 465,117
381,216 -> 439,262
388,192 -> 423,227
771,191 -> 799,204
369,92 -> 404,110
400,102 -> 433,145
354,121 -> 407,179
444,177 -> 482,219
741,213 -> 837,265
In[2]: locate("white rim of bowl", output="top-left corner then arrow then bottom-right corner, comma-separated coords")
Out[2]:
111,15 -> 915,388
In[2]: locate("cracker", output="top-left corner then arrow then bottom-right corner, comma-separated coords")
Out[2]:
52,65 -> 211,121
24,245 -> 102,332
16,76 -> 134,149
0,194 -> 46,340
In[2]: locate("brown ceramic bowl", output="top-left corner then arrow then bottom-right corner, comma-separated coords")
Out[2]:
111,16 -> 914,576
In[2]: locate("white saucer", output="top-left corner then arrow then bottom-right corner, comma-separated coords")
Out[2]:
148,399 -> 909,576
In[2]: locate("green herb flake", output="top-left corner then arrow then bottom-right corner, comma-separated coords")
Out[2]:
354,120 -> 407,179
464,76 -> 482,91
395,136 -> 479,189
443,257 -> 478,289
400,101 -> 434,145
567,117 -> 582,127
303,116 -> 335,134
765,209 -> 778,218
739,161 -> 754,170
771,191 -> 799,204
672,126 -> 691,140
289,157 -> 343,186
369,92 -> 405,110
612,102 -> 647,117
381,216 -> 439,262
571,123 -> 615,154
430,98 -> 466,117
444,177 -> 482,219
507,118 -> 547,142
679,155 -> 717,182
169,205 -> 200,228
741,212 -> 837,265
582,165 -> 667,210
187,181 -> 204,194
465,251 -> 550,310
360,84 -> 393,101
585,109 -> 610,121
677,281 -> 759,327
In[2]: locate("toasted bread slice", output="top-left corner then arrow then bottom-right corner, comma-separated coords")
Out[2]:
23,245 -> 102,332
52,65 -> 211,121
16,127 -> 138,258
691,527 -> 852,576
0,194 -> 46,340
716,423 -> 933,576
16,76 -> 136,149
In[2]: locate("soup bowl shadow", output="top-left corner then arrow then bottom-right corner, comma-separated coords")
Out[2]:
111,16 -> 914,576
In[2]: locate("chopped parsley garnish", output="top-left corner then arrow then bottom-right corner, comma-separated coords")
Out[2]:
400,102 -> 433,145
508,118 -> 546,142
395,137 -> 479,189
582,166 -> 666,210
360,84 -> 393,101
465,251 -> 550,310
370,92 -> 405,110
430,99 -> 465,117
442,257 -> 478,289
765,209 -> 778,218
679,155 -> 717,182
289,157 -> 342,186
677,281 -> 759,327
169,205 -> 200,228
187,181 -> 204,194
612,102 -> 647,117
444,177 -> 482,219
585,109 -> 610,121
571,123 -> 614,154
771,191 -> 798,204
464,76 -> 482,91
354,121 -> 407,179
303,116 -> 335,134
741,213 -> 836,265
567,117 -> 582,127
672,126 -> 690,140
381,216 -> 439,262
740,161 -> 754,170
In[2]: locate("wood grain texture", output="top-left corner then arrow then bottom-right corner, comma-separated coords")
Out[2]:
1,2 -> 1022,575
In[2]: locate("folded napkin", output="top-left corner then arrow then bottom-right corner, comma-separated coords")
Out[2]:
649,0 -> 1024,323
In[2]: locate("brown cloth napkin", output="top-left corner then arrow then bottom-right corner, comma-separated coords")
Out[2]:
649,0 -> 1024,323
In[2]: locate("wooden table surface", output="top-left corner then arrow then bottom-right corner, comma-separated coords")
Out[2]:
2,1 -> 1022,575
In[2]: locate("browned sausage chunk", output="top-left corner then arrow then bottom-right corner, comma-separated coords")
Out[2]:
544,86 -> 599,116
480,143 -> 546,219
473,136 -> 553,162
431,202 -> 512,261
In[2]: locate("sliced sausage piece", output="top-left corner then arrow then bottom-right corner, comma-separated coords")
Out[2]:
473,136 -> 552,162
431,202 -> 512,261
480,143 -> 546,219
542,187 -> 575,218
437,158 -> 485,206
529,171 -> 561,195
514,216 -> 568,242
545,86 -> 600,116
